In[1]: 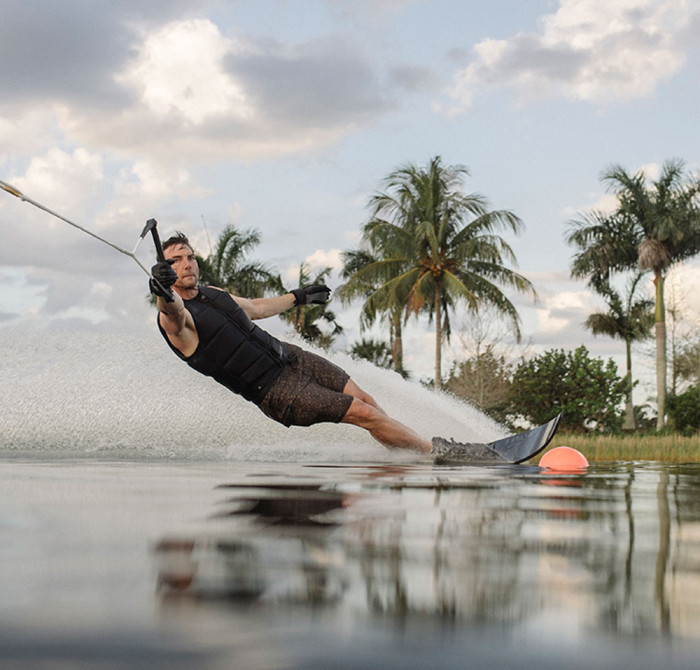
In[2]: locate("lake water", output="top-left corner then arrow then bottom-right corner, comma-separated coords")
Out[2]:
2,458 -> 700,669
2,329 -> 700,668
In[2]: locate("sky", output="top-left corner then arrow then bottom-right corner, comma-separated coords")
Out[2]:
1,0 -> 700,396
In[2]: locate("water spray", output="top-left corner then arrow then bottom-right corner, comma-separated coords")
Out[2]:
0,179 -> 171,295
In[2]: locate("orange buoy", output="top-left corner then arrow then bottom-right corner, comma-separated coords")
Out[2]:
539,446 -> 589,471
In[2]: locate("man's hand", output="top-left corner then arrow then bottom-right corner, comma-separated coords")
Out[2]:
149,260 -> 177,301
291,284 -> 331,306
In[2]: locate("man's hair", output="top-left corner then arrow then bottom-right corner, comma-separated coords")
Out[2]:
162,231 -> 193,253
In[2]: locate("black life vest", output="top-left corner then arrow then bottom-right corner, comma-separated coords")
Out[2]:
158,286 -> 289,404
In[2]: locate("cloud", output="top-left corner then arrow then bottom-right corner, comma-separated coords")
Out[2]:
110,159 -> 211,217
562,192 -> 620,219
0,0 -> 203,106
534,290 -> 595,335
0,2 -> 130,106
511,271 -> 603,348
116,19 -> 253,126
54,20 -> 390,162
304,248 -> 344,273
229,34 -> 393,130
0,267 -> 45,321
0,147 -> 205,278
444,0 -> 697,111
1,4 -> 396,164
389,64 -> 442,94
0,110 -> 63,158
1,147 -> 113,275
281,248 -> 344,286
0,4 -> 395,164
15,147 -> 104,216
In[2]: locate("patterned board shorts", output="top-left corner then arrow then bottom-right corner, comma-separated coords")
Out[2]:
258,344 -> 354,427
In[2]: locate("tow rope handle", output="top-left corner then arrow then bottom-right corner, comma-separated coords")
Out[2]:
140,218 -> 174,302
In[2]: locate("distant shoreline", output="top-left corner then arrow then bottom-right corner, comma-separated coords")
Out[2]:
539,433 -> 700,463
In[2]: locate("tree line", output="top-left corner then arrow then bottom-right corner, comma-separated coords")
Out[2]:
194,156 -> 700,433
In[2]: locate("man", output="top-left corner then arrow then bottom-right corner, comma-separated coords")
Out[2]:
150,233 -> 431,453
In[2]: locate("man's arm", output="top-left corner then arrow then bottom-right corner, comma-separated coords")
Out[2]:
156,292 -> 199,357
231,292 -> 296,320
228,284 -> 331,321
149,260 -> 198,356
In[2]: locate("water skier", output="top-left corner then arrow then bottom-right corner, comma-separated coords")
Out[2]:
0,181 -> 558,463
150,233 -> 432,453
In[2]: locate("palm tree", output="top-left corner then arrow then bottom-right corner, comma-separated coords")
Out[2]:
280,262 -> 343,349
584,274 -> 655,430
348,338 -> 394,370
338,247 -> 408,376
198,224 -> 283,297
568,159 -> 700,428
346,156 -> 535,389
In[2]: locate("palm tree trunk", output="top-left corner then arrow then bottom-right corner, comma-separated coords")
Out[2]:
390,310 -> 404,374
654,271 -> 666,430
294,305 -> 304,335
623,339 -> 636,431
434,285 -> 442,390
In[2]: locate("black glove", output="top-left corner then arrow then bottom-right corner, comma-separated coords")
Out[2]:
149,260 -> 177,301
291,284 -> 331,306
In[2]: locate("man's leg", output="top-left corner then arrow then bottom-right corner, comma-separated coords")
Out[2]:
341,379 -> 431,453
342,378 -> 387,415
271,348 -> 431,452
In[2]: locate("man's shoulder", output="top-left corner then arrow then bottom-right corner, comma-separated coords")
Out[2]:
195,285 -> 225,299
196,286 -> 242,310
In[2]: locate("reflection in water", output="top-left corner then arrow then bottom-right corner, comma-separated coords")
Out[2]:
155,485 -> 348,603
154,463 -> 700,642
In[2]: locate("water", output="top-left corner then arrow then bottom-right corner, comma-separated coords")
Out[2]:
2,327 -> 700,668
3,460 -> 700,669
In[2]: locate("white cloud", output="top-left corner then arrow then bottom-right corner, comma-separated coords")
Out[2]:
90,282 -> 114,301
0,267 -> 46,320
0,5 -> 395,164
0,109 -> 61,158
0,147 -> 207,282
563,192 -> 620,219
535,309 -> 571,333
544,290 -> 593,313
282,248 -> 344,286
43,17 -> 391,163
15,147 -> 103,217
304,248 -> 344,272
535,290 -> 595,334
115,159 -> 209,202
117,19 -> 253,125
445,0 -> 695,111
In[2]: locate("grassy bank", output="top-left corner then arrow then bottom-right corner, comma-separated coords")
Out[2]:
542,433 -> 700,463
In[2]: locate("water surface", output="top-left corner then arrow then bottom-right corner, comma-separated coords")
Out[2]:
3,329 -> 700,667
3,458 -> 700,669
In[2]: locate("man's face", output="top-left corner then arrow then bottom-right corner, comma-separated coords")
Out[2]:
164,243 -> 199,290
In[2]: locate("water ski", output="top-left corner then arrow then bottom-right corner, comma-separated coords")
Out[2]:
431,413 -> 563,465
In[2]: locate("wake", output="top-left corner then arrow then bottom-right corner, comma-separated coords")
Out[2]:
1,325 -> 504,461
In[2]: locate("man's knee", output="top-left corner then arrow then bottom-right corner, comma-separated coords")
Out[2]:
342,397 -> 383,428
343,379 -> 380,409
